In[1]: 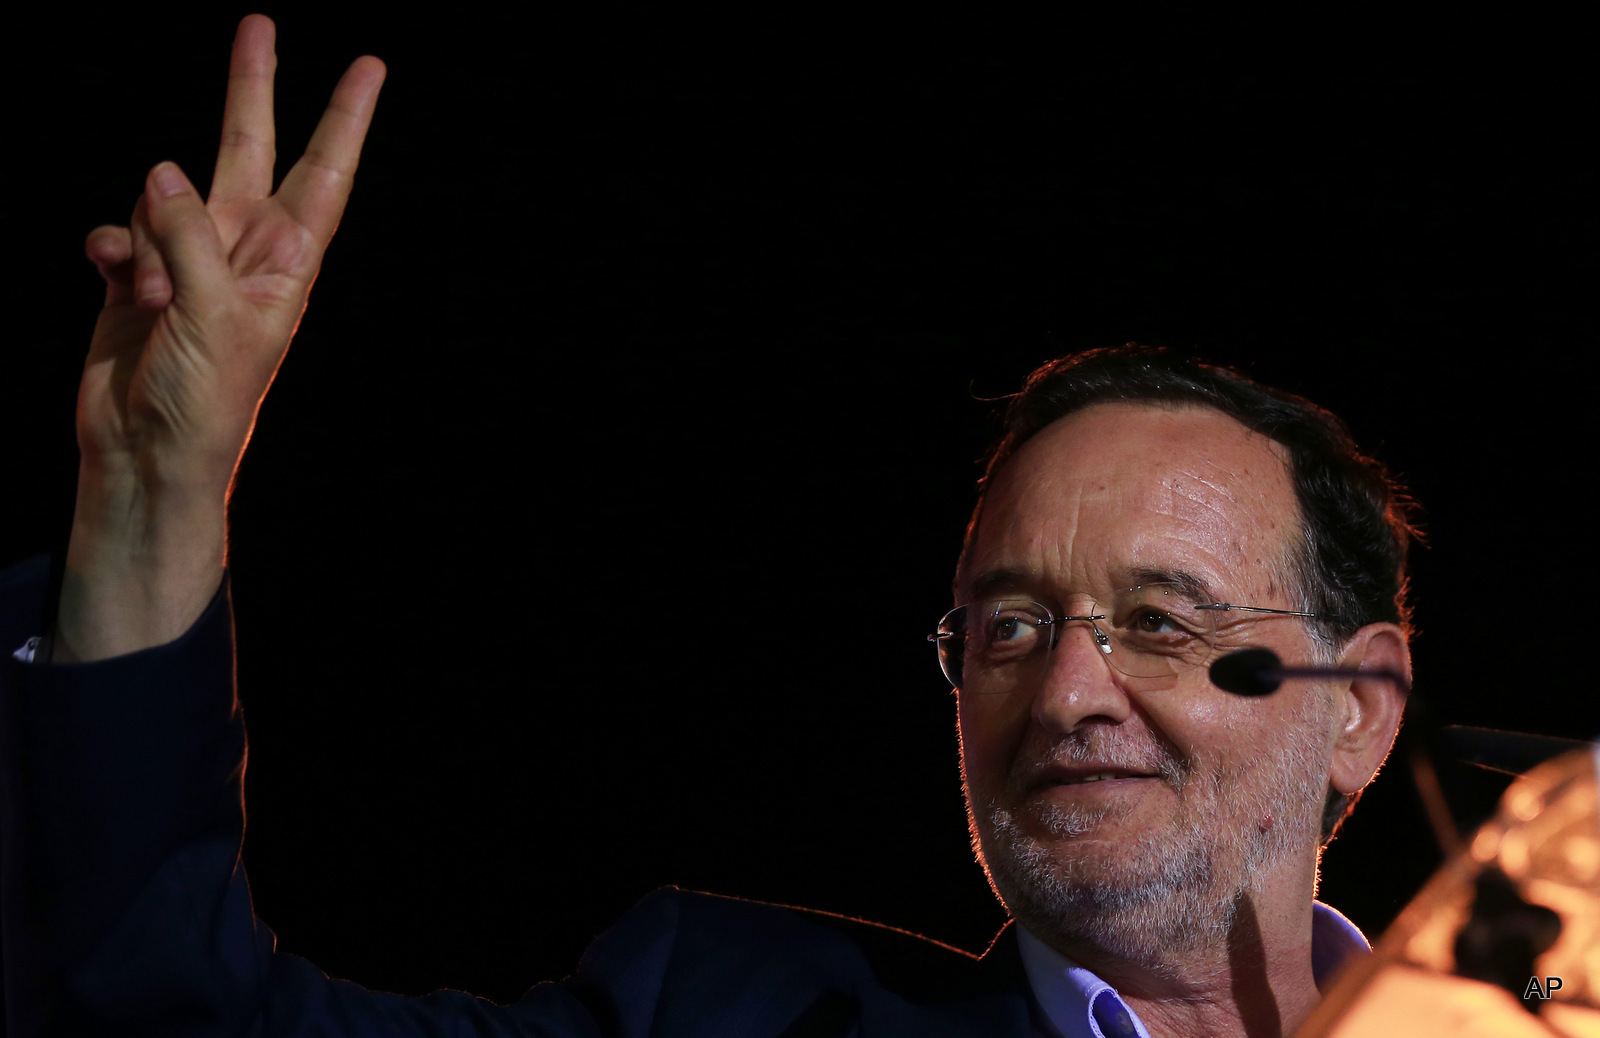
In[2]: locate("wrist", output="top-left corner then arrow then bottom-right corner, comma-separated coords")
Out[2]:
76,436 -> 240,498
71,463 -> 227,558
56,461 -> 229,662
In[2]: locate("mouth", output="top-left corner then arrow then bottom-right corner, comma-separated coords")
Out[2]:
1058,771 -> 1151,785
1035,766 -> 1162,788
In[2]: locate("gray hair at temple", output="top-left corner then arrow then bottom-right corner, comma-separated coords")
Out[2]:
955,343 -> 1421,844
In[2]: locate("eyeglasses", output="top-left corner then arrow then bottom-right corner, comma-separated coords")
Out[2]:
927,585 -> 1317,690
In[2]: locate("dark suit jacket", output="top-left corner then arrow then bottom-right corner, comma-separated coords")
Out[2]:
0,557 -> 1036,1036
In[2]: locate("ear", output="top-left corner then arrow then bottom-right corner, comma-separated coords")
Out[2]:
1327,622 -> 1411,796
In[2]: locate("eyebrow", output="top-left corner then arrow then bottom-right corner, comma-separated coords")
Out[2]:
964,566 -> 1219,604
965,568 -> 1034,602
1124,567 -> 1217,604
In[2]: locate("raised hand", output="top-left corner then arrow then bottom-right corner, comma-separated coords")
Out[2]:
57,15 -> 386,662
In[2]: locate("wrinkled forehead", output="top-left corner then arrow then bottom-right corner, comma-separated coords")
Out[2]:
962,402 -> 1302,600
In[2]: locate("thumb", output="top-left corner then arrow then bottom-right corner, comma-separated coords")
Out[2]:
141,161 -> 231,308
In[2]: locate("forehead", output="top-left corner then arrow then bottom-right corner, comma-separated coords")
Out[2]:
965,402 -> 1299,599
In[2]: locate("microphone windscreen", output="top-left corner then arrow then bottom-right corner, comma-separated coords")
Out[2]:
1209,648 -> 1284,697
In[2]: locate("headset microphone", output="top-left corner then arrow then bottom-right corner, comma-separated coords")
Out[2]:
1207,647 -> 1410,696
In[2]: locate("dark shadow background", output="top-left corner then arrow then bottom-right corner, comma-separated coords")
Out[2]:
3,5 -> 1593,1007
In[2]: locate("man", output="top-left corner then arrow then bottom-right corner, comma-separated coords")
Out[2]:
0,16 -> 1412,1037
947,364 -> 1412,1036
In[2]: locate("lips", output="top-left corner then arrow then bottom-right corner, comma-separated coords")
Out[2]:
1033,765 -> 1162,788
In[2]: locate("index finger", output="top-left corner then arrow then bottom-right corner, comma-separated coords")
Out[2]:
275,55 -> 387,247
210,14 -> 278,204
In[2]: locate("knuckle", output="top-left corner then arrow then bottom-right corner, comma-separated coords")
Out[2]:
85,225 -> 129,250
220,127 -> 274,153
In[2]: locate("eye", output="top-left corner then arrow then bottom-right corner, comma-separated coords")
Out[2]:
971,603 -> 1047,660
1130,607 -> 1182,634
1114,597 -> 1207,647
1114,585 -> 1209,639
986,613 -> 1041,645
990,615 -> 1029,641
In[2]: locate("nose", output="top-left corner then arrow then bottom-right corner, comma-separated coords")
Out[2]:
1031,617 -> 1133,734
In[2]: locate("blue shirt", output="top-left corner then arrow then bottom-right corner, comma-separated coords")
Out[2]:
1017,901 -> 1370,1038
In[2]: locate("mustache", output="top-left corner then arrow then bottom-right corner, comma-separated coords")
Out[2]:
1006,728 -> 1192,792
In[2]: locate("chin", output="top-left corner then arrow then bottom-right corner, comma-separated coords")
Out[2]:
974,797 -> 1240,961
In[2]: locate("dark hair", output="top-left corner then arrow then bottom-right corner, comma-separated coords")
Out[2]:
959,344 -> 1420,843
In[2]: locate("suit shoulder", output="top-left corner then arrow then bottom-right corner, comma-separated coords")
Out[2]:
569,887 -> 1024,1035
648,886 -> 1005,999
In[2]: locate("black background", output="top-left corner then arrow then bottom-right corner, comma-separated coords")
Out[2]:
3,5 -> 1593,1007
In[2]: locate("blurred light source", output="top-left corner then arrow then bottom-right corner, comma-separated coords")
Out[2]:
1301,745 -> 1600,1037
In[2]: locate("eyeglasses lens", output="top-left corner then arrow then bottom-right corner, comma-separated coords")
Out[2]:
936,586 -> 1221,689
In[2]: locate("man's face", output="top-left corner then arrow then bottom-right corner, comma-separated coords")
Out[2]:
956,402 -> 1337,961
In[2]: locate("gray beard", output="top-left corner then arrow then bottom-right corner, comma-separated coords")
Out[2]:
965,716 -> 1326,970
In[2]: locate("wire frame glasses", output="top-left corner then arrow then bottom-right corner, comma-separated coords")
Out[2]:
927,584 -> 1317,690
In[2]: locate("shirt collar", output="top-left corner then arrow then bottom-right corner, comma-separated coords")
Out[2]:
1015,901 -> 1371,1038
